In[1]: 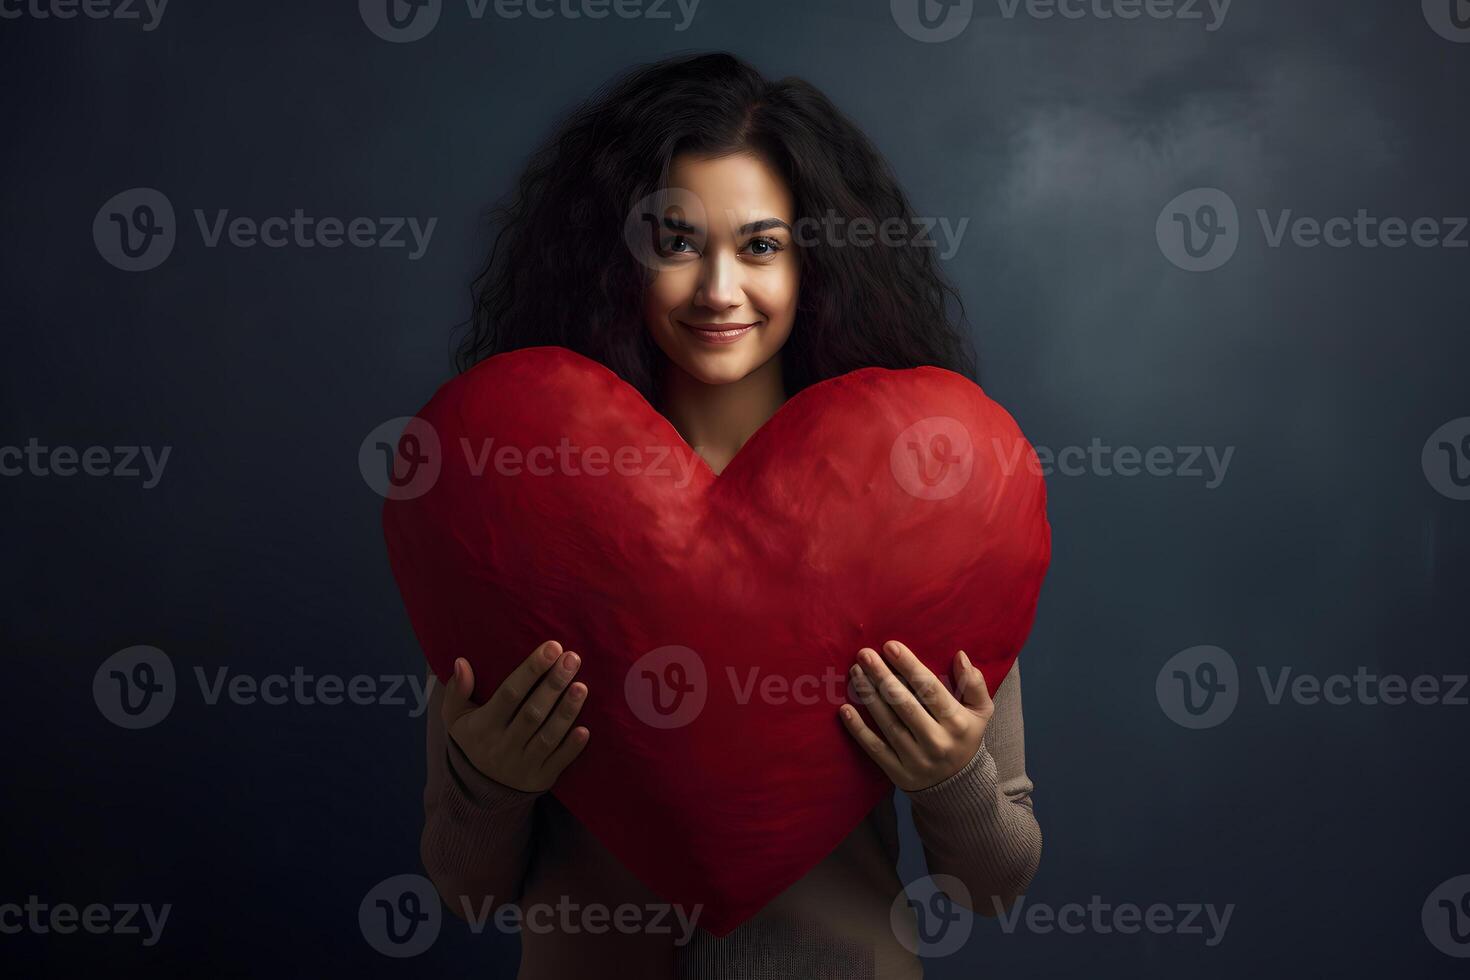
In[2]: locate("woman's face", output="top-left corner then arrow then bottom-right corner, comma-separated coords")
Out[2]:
641,151 -> 799,387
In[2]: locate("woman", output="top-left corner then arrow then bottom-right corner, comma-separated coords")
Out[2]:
420,51 -> 1041,978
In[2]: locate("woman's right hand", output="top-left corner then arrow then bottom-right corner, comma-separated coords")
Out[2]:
441,640 -> 590,793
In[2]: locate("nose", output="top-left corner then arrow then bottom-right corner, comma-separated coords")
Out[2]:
693,248 -> 744,312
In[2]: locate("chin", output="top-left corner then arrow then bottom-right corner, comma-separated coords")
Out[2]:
675,350 -> 763,386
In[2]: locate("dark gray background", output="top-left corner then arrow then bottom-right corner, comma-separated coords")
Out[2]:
2,0 -> 1467,976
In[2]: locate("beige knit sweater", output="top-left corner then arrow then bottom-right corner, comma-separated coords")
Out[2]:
420,662 -> 1040,978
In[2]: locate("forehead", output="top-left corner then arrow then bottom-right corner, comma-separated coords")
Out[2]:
667,152 -> 794,224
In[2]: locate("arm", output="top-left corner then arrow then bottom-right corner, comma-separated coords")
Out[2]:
906,662 -> 1042,916
420,670 -> 542,921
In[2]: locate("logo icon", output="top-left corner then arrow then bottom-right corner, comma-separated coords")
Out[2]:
1424,0 -> 1470,42
625,645 -> 707,729
1156,188 -> 1239,272
93,645 -> 176,729
890,416 -> 974,501
1423,874 -> 1470,957
1422,417 -> 1470,501
360,0 -> 442,43
360,416 -> 442,500
623,187 -> 709,274
360,873 -> 442,957
94,188 -> 176,272
891,0 -> 975,43
891,874 -> 973,957
1156,645 -> 1239,729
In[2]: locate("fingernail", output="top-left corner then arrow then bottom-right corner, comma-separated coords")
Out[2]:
564,652 -> 580,670
543,643 -> 559,662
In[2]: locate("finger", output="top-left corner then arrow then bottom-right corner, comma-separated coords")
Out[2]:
862,647 -> 945,752
541,724 -> 590,777
955,650 -> 994,711
881,640 -> 963,726
507,649 -> 582,745
848,659 -> 920,767
526,681 -> 588,765
839,704 -> 905,784
484,640 -> 563,729
439,659 -> 475,727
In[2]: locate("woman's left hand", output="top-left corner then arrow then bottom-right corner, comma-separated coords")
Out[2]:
839,640 -> 994,792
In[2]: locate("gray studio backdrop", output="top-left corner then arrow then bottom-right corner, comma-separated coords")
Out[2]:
2,1 -> 1467,976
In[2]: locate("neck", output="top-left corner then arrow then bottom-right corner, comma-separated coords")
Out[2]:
659,356 -> 787,476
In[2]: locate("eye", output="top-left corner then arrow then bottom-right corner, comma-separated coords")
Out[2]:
744,236 -> 784,257
662,235 -> 698,256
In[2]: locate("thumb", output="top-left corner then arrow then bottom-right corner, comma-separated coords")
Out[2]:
955,651 -> 993,711
439,657 -> 475,725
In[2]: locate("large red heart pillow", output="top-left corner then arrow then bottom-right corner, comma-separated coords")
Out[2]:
382,345 -> 1050,936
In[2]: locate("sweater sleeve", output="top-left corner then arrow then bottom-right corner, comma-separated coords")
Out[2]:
905,660 -> 1042,916
420,670 -> 543,920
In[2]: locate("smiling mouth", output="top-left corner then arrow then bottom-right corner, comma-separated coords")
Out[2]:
680,320 -> 761,344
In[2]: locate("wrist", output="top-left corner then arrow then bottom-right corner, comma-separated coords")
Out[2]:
445,737 -> 543,809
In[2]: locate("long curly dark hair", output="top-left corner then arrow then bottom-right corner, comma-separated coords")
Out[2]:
456,51 -> 977,406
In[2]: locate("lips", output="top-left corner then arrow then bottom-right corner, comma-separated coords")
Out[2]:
680,320 -> 759,344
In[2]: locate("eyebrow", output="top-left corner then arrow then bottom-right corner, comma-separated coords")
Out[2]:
657,215 -> 793,235
735,217 -> 792,235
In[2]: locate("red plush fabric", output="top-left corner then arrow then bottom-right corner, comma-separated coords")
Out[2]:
382,345 -> 1051,936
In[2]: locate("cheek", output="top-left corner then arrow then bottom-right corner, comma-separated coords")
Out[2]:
644,269 -> 696,319
751,264 -> 800,324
